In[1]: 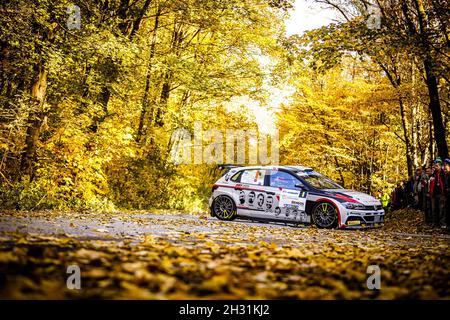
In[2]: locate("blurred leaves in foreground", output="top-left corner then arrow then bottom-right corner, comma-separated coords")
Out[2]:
0,209 -> 449,299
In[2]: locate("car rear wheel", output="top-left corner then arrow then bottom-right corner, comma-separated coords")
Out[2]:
312,202 -> 338,228
212,195 -> 237,221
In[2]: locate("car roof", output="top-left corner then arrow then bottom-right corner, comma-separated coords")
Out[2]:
228,165 -> 314,172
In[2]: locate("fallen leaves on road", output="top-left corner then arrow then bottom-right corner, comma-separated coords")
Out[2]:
0,209 -> 449,299
384,208 -> 445,235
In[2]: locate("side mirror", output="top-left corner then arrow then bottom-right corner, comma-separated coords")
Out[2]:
295,184 -> 308,191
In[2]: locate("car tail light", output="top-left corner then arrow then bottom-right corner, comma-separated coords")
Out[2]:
212,185 -> 219,192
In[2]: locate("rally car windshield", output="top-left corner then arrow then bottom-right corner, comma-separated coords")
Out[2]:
300,173 -> 343,190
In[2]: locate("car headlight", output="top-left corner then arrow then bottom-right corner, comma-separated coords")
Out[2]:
343,202 -> 365,210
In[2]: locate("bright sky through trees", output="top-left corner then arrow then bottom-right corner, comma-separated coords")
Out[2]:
241,0 -> 339,134
285,0 -> 339,36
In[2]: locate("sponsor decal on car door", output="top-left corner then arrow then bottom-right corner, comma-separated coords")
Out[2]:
234,169 -> 267,218
267,170 -> 310,223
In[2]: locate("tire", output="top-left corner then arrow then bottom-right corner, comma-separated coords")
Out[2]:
312,201 -> 338,229
212,195 -> 237,221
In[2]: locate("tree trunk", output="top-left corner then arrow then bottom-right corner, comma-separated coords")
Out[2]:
399,97 -> 413,177
414,0 -> 448,159
309,107 -> 345,186
429,108 -> 434,164
20,63 -> 48,177
130,0 -> 152,37
154,18 -> 183,127
423,58 -> 448,159
136,5 -> 161,141
377,61 -> 414,175
155,71 -> 172,127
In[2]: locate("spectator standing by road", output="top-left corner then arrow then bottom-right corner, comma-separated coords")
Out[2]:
404,177 -> 415,207
422,167 -> 433,224
379,190 -> 390,213
391,183 -> 405,210
429,158 -> 447,228
445,158 -> 450,228
413,168 -> 424,210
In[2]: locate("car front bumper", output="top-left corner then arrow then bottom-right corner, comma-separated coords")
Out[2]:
342,209 -> 385,228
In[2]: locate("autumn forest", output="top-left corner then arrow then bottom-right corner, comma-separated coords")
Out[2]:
1,0 -> 449,212
1,0 -> 450,302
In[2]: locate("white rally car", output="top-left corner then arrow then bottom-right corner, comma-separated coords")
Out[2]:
209,165 -> 385,229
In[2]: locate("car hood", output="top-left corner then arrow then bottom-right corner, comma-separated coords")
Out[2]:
324,189 -> 381,206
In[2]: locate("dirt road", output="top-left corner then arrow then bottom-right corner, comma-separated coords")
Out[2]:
0,210 -> 449,299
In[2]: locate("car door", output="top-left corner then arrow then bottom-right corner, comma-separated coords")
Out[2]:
265,169 -> 310,223
233,168 -> 268,218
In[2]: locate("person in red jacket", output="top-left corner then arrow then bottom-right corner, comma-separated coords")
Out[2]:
445,158 -> 450,228
429,158 -> 447,228
421,166 -> 433,224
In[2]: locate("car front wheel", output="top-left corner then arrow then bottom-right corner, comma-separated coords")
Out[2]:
312,202 -> 338,228
212,195 -> 237,221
